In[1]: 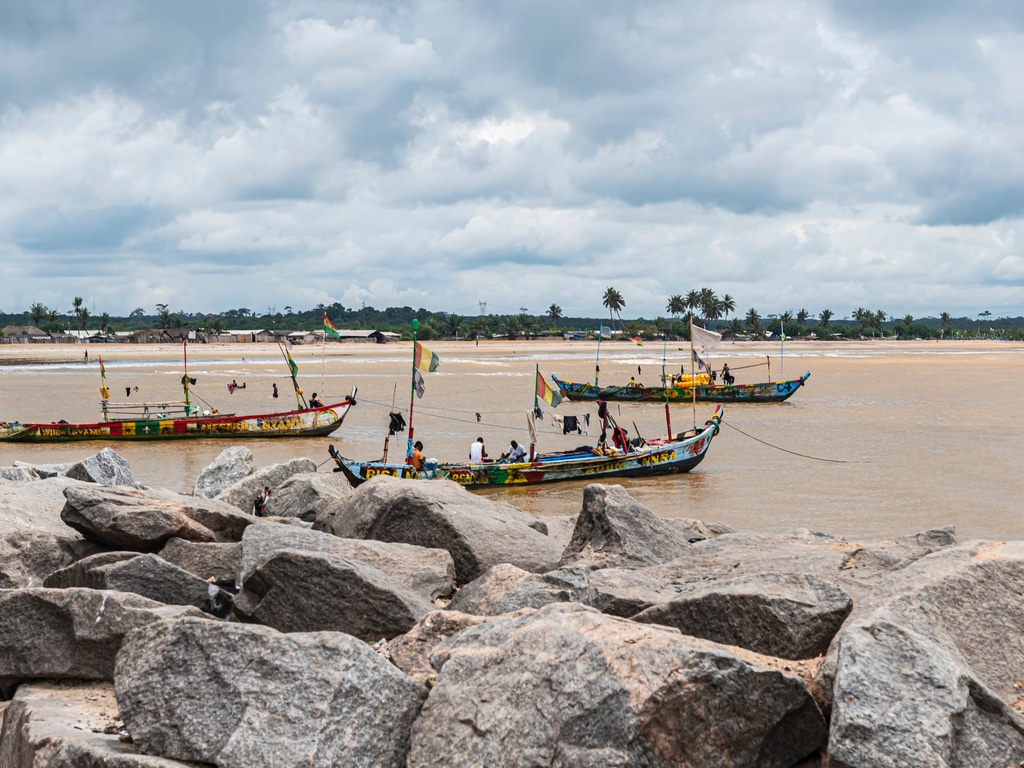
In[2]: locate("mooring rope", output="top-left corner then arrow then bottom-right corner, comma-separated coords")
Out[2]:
721,419 -> 860,463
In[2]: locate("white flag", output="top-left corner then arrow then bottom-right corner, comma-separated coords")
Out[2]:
690,324 -> 721,351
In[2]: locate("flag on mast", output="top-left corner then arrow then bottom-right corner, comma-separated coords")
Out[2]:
285,347 -> 298,377
413,369 -> 426,399
536,370 -> 562,407
628,337 -> 643,346
414,342 -> 440,372
99,357 -> 106,378
323,313 -> 341,339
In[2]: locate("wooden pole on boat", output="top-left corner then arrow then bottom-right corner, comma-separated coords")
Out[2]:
182,338 -> 192,417
767,355 -> 772,383
689,319 -> 698,430
279,341 -> 305,410
98,355 -> 110,422
532,364 -> 540,460
594,324 -> 603,385
662,333 -> 671,440
405,319 -> 418,463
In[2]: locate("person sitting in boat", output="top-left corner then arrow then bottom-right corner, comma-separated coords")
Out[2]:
470,436 -> 489,463
722,363 -> 735,385
628,376 -> 637,387
309,393 -> 324,408
500,439 -> 528,463
612,426 -> 630,453
410,440 -> 425,470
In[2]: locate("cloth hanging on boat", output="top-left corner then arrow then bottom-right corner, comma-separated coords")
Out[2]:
388,412 -> 406,435
562,415 -> 581,434
533,406 -> 543,420
582,413 -> 589,435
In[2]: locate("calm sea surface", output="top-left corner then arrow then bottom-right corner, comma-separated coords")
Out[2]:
2,340 -> 1022,541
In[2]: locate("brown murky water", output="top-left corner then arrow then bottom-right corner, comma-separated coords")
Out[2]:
2,340 -> 1022,541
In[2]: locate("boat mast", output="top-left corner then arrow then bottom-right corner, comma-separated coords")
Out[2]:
405,319 -> 419,462
182,338 -> 192,417
594,324 -> 603,385
98,356 -> 110,422
689,319 -> 697,430
662,333 -> 671,440
278,342 -> 305,410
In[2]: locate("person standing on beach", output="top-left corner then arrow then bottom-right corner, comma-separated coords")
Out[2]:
272,383 -> 278,398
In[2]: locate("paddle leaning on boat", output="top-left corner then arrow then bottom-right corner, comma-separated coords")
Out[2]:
0,340 -> 357,442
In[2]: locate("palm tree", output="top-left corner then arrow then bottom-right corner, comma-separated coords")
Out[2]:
902,314 -> 913,328
99,312 -> 110,333
602,287 -> 625,328
547,304 -> 563,329
29,302 -> 48,326
940,311 -> 951,338
684,289 -> 701,320
745,308 -> 762,334
779,310 -> 793,325
79,307 -> 90,331
796,309 -> 809,326
666,295 -> 686,319
819,309 -> 833,327
699,287 -> 718,324
156,303 -> 172,328
720,294 -> 736,320
72,296 -> 83,325
445,313 -> 464,338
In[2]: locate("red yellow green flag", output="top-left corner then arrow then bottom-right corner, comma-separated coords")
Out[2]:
98,357 -> 106,378
323,313 -> 340,339
628,337 -> 643,346
536,370 -> 562,407
414,342 -> 439,372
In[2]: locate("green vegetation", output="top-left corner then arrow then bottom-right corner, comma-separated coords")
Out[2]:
1,296 -> 1022,341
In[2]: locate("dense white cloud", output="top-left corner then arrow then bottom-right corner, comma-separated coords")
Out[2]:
0,0 -> 1021,320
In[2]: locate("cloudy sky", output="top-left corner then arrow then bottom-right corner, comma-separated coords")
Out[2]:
1,1 -> 1022,321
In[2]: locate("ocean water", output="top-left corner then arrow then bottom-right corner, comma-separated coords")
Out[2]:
2,340 -> 1022,542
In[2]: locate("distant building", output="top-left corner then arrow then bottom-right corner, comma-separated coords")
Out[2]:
1,325 -> 50,343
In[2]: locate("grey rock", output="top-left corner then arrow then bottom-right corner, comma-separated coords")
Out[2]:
214,458 -> 318,513
589,527 -> 956,618
238,523 -> 455,600
264,471 -> 352,522
12,460 -> 74,478
115,617 -> 427,768
669,516 -> 735,541
409,602 -> 825,767
234,549 -> 435,639
824,540 -> 1024,766
0,680 -> 193,767
0,588 -> 207,682
559,483 -> 699,569
0,476 -> 92,535
314,475 -> 563,583
66,447 -> 137,487
540,514 -> 579,547
157,537 -> 242,581
192,445 -> 255,498
631,571 -> 852,659
43,552 -> 219,613
0,529 -> 104,588
59,485 -> 255,550
448,562 -> 594,616
387,610 -> 496,686
0,466 -> 39,481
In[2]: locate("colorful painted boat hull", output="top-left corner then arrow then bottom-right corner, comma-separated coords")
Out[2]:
338,406 -> 723,489
0,398 -> 355,442
551,372 -> 810,404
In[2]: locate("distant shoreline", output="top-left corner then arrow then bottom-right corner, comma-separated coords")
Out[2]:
1,336 -> 1021,366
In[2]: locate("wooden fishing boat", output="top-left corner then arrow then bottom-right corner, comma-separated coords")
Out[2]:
550,371 -> 810,404
332,405 -> 723,489
0,391 -> 357,442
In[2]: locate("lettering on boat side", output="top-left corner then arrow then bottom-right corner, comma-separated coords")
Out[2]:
364,468 -> 400,479
199,421 -> 251,432
583,460 -> 626,474
256,417 -> 302,430
39,426 -> 107,437
448,471 -> 476,484
638,450 -> 675,466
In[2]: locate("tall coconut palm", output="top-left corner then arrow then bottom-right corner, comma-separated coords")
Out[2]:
547,303 -> 563,329
940,311 -> 951,338
902,314 -> 913,328
720,294 -> 736,319
602,287 -> 625,328
819,309 -> 833,327
666,295 -> 686,319
796,309 -> 809,326
29,302 -> 48,326
699,287 -> 718,323
684,289 -> 701,320
745,308 -> 762,334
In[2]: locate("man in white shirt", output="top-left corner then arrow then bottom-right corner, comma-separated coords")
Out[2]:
470,437 -> 487,463
501,440 -> 528,463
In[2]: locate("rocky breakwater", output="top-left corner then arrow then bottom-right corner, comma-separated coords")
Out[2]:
0,446 -> 1019,766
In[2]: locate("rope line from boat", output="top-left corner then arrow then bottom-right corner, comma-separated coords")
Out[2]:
721,419 -> 861,464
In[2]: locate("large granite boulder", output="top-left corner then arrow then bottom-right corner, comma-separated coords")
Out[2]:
0,476 -> 90,535
43,552 -> 220,613
0,529 -> 103,588
0,466 -> 39,481
192,445 -> 255,498
314,475 -> 563,583
115,617 -> 427,768
157,537 -> 243,581
234,549 -> 436,639
0,588 -> 207,682
263,471 -> 352,522
65,448 -> 137,487
631,571 -> 852,659
214,458 -> 318,513
408,602 -> 826,767
824,540 -> 1024,766
238,523 -> 455,600
589,527 -> 956,618
12,460 -> 74,478
448,563 -> 594,616
59,485 -> 255,550
386,610 -> 496,686
559,483 -> 702,569
0,680 -> 192,767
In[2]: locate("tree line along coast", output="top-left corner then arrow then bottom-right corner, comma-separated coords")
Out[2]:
2,289 -> 1021,342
